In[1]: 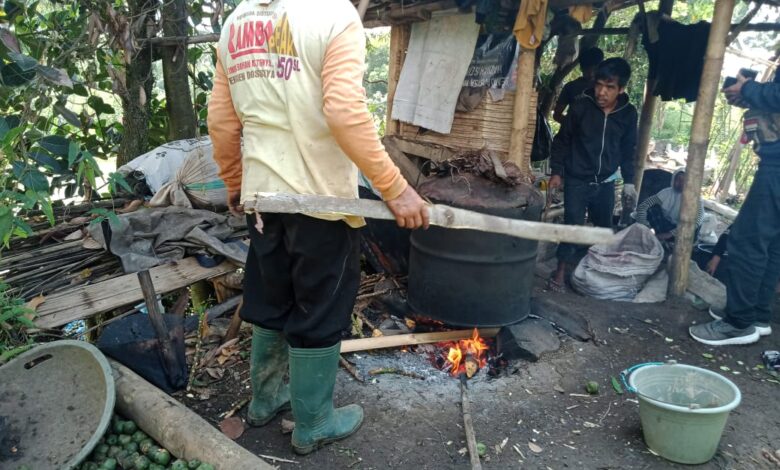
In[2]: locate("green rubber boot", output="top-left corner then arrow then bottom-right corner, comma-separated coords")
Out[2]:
289,343 -> 364,455
246,326 -> 291,427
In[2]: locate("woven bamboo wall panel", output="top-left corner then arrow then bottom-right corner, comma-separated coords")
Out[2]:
397,91 -> 537,158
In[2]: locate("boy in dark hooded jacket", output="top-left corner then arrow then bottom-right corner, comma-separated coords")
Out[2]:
548,58 -> 638,292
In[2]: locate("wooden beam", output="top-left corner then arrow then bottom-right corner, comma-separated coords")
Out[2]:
245,193 -> 615,245
383,136 -> 424,186
137,270 -> 183,385
568,23 -> 780,37
35,257 -> 237,328
633,0 -> 675,191
726,47 -> 780,70
388,137 -> 457,162
341,328 -> 501,353
386,24 -> 411,136
145,33 -> 220,46
508,50 -> 537,173
703,199 -> 739,221
670,0 -> 736,296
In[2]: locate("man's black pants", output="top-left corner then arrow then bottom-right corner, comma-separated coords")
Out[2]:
556,178 -> 615,264
724,161 -> 780,329
240,213 -> 361,348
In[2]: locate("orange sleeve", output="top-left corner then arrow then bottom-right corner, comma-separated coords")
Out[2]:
321,22 -> 408,201
207,54 -> 243,194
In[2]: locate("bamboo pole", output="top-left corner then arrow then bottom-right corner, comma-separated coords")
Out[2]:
140,23 -> 780,47
670,0 -> 737,296
713,141 -> 744,200
111,360 -> 275,470
508,50 -> 537,173
245,193 -> 615,245
632,0 -> 675,192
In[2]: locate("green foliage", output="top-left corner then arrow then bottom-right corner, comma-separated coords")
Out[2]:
0,1 -> 129,249
364,31 -> 390,135
0,282 -> 36,365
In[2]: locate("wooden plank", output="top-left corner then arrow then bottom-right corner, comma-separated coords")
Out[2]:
341,328 -> 501,353
35,257 -> 237,328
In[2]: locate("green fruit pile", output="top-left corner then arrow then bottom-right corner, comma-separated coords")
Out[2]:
77,415 -> 215,470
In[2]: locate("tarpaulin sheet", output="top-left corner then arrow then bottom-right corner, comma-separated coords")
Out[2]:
88,206 -> 248,273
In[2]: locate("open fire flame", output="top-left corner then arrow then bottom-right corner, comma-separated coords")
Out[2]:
444,328 -> 489,378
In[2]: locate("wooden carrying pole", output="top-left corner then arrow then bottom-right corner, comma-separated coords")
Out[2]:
245,193 -> 614,246
633,0 -> 675,191
508,49 -> 537,172
670,0 -> 737,295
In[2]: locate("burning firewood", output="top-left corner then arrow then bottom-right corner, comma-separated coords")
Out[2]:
443,329 -> 489,378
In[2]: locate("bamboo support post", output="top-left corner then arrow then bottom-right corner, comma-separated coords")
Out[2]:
245,193 -> 615,246
460,379 -> 483,470
633,0 -> 675,191
508,49 -> 537,173
670,0 -> 737,296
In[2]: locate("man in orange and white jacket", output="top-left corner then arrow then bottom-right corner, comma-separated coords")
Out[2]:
208,0 -> 428,455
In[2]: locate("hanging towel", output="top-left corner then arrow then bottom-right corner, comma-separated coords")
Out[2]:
513,0 -> 548,49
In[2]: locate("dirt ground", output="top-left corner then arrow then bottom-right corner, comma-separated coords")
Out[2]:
179,284 -> 780,470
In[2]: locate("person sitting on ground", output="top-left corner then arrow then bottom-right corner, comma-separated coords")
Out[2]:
552,47 -> 605,124
634,168 -> 703,243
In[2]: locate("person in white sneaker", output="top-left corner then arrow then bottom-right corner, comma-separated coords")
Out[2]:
689,63 -> 780,346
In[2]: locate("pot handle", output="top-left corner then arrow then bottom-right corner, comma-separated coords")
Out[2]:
620,362 -> 665,393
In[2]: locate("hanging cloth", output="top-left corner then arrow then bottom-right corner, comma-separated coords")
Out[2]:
513,0 -> 548,49
568,5 -> 593,24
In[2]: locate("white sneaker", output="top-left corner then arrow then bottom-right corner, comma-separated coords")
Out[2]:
709,307 -> 772,336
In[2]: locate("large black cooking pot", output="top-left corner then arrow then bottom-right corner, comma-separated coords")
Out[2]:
408,174 -> 544,327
